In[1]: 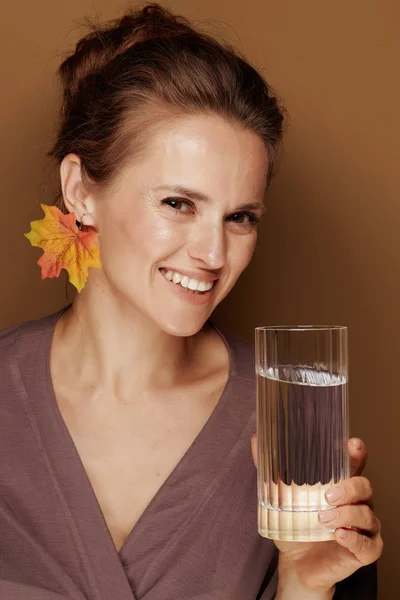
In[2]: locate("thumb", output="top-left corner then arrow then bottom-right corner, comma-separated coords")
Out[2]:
348,438 -> 368,476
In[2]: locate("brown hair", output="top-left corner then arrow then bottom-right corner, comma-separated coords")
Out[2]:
50,3 -> 285,204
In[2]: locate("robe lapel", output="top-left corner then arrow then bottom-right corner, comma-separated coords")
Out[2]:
16,317 -> 137,600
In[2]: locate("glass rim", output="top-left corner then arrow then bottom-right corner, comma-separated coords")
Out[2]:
255,325 -> 347,332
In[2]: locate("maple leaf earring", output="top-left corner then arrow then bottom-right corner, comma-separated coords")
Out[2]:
24,204 -> 102,293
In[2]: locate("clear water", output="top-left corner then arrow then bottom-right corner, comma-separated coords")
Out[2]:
257,366 -> 349,541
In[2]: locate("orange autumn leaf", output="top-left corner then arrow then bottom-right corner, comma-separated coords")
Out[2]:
24,204 -> 101,293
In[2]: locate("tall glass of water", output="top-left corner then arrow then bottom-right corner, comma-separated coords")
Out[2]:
255,326 -> 349,542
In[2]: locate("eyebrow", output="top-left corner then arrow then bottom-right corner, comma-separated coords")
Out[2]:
153,184 -> 265,212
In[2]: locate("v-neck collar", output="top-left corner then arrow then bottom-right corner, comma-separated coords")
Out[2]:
21,307 -> 238,599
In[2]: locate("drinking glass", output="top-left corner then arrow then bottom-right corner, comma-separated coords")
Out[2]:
255,325 -> 349,542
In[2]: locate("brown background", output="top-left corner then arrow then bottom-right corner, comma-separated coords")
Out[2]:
1,1 -> 398,597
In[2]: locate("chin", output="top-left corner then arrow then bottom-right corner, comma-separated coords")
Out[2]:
158,314 -> 209,338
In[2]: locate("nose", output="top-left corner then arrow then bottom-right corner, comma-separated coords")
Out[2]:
186,222 -> 227,271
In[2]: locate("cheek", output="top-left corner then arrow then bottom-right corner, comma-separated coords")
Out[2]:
98,209 -> 182,265
216,234 -> 257,305
231,233 -> 257,273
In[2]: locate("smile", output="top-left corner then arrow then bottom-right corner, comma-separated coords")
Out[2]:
159,268 -> 216,293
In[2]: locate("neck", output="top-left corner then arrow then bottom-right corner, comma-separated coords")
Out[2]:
53,284 -> 198,398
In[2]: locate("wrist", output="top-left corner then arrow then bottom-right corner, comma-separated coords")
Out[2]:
275,588 -> 334,600
275,558 -> 335,600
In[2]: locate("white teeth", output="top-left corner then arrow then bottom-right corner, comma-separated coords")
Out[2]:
172,272 -> 181,284
161,269 -> 215,292
180,276 -> 190,288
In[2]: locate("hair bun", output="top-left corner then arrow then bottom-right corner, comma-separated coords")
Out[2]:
59,3 -> 191,111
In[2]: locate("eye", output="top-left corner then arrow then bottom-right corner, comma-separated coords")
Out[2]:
226,212 -> 260,227
162,197 -> 195,214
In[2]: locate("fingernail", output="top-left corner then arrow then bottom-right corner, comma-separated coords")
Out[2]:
326,487 -> 345,503
338,528 -> 349,539
319,509 -> 338,524
350,438 -> 363,450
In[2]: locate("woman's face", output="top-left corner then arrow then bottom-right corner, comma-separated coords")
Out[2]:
91,114 -> 269,336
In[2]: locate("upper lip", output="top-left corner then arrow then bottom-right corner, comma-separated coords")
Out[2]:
160,267 -> 220,283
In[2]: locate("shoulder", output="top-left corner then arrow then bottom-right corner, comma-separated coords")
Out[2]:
213,324 -> 255,384
213,324 -> 257,434
0,308 -> 66,362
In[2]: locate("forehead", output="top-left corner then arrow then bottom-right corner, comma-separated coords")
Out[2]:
124,113 -> 269,199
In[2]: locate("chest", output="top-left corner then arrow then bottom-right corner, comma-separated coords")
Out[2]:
55,383 -> 224,552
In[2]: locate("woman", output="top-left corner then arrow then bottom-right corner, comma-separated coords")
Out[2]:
0,4 -> 382,599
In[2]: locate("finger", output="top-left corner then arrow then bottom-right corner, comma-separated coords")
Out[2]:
325,476 -> 373,507
319,504 -> 379,536
348,438 -> 368,476
251,433 -> 257,468
334,520 -> 383,565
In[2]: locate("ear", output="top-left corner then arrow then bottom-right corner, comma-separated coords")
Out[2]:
60,154 -> 97,227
